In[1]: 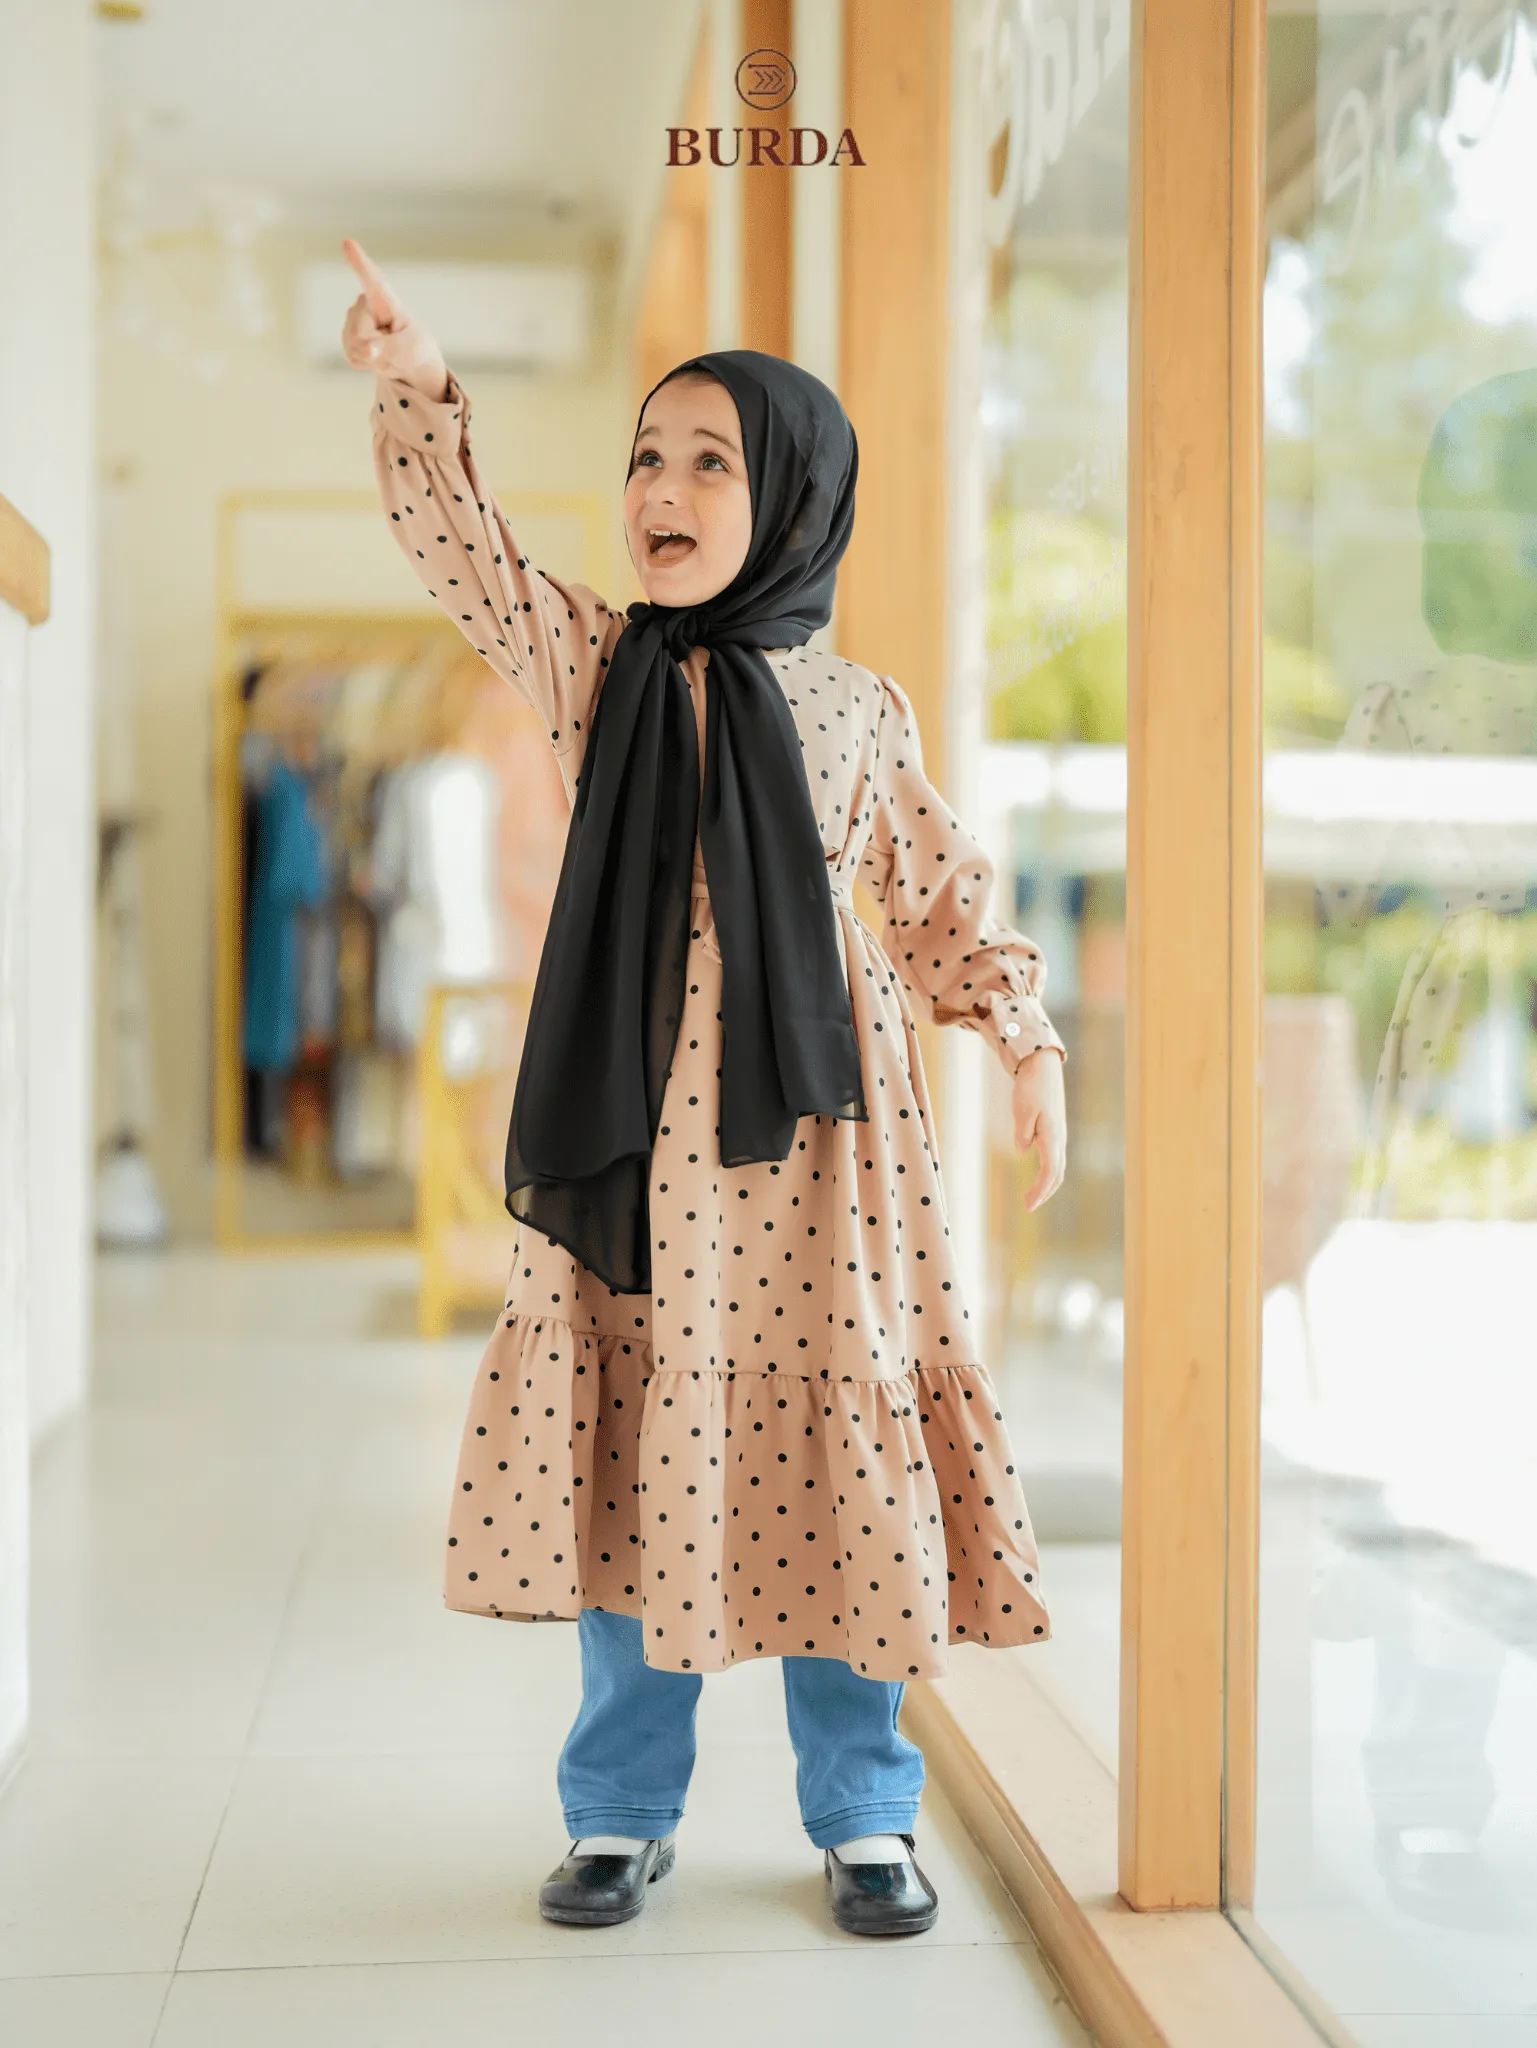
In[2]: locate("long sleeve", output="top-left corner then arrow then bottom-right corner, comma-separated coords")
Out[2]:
371,373 -> 625,790
859,676 -> 1064,1075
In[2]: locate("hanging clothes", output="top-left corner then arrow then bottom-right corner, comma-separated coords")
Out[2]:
243,758 -> 329,1073
298,909 -> 340,1054
368,752 -> 508,1049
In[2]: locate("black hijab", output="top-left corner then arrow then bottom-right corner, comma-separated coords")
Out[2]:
503,350 -> 868,1294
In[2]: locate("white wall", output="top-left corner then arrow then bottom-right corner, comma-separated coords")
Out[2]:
0,0 -> 97,1452
0,600 -> 31,1780
0,0 -> 95,1776
97,232 -> 632,1236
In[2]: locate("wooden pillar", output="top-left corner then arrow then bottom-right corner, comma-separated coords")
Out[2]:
639,3 -> 793,388
1120,0 -> 1266,1911
836,0 -> 951,773
636,23 -> 712,405
741,0 -> 793,358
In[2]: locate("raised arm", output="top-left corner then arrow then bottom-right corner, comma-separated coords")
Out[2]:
343,240 -> 622,788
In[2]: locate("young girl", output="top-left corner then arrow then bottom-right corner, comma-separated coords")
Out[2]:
341,239 -> 1067,1937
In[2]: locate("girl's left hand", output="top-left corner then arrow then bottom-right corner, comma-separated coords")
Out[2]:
1012,1047 -> 1067,1210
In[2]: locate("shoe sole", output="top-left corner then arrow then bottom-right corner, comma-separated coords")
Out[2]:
832,1905 -> 940,1937
539,1841 -> 676,1927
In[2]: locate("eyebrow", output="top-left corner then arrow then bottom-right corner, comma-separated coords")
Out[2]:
635,423 -> 741,452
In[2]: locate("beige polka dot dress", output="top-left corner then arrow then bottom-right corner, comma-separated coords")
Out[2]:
373,375 -> 1064,1681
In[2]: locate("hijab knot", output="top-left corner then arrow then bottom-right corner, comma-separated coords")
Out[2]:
627,600 -> 707,659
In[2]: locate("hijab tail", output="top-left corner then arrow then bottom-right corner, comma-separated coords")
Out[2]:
504,1155 -> 654,1298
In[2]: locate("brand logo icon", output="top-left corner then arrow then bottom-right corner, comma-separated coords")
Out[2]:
735,46 -> 796,111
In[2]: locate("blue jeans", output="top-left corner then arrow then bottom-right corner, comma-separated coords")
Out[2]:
558,1609 -> 926,1850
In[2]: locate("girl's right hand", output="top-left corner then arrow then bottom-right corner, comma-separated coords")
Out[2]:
340,239 -> 449,401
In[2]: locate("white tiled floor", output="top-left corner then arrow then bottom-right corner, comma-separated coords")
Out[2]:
1,1251 -> 1091,2048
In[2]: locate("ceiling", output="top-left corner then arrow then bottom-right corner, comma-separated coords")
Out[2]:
94,0 -> 702,260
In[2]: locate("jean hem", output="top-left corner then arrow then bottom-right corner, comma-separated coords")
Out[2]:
801,1801 -> 924,1852
563,1806 -> 684,1839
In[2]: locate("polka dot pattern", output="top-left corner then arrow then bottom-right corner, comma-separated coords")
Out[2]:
376,372 -> 1056,1679
447,1322 -> 1048,1680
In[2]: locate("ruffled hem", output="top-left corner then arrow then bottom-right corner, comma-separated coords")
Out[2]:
444,1310 -> 1050,1681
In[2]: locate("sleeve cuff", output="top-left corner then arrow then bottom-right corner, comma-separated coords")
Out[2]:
977,989 -> 1066,1074
372,374 -> 468,454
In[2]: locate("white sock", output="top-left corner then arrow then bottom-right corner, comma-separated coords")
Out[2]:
831,1833 -> 911,1864
574,1834 -> 654,1855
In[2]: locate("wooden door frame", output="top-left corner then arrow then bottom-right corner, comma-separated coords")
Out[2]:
904,0 -> 1322,2034
1120,0 -> 1266,1912
832,0 -> 1269,1922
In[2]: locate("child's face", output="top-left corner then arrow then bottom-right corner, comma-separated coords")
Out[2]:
625,374 -> 753,608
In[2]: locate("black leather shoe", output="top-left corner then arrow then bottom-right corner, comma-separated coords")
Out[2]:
539,1838 -> 675,1926
824,1836 -> 939,1936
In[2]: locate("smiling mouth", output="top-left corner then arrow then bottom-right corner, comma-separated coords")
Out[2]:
646,528 -> 697,564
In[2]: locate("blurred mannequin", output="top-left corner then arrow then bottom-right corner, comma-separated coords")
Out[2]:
437,649 -> 568,983
368,664 -> 509,1049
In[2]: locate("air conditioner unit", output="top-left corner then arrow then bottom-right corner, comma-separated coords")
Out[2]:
298,260 -> 591,373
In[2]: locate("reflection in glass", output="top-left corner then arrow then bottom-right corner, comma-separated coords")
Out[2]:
1253,8 -> 1537,2036
960,0 -> 1129,1764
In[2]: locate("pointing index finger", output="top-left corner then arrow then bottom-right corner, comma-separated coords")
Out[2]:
342,239 -> 398,325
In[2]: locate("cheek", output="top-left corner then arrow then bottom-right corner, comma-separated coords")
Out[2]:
706,484 -> 753,577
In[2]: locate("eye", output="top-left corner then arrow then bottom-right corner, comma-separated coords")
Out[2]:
699,452 -> 728,471
633,449 -> 661,469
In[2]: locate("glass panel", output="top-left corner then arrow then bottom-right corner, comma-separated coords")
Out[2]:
961,0 -> 1130,1764
1252,6 -> 1537,2033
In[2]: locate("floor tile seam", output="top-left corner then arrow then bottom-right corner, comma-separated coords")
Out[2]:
1335,2011 -> 1537,2021
146,1965 -> 177,2046
157,1935 -> 1043,1978
0,1968 -> 172,1985
233,1746 -> 578,1760
160,1472 -> 347,2000
10,1749 -> 251,1765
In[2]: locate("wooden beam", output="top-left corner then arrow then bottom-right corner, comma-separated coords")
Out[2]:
1121,0 -> 1266,1910
1225,0 -> 1267,1916
0,495 -> 50,626
836,0 -> 951,774
907,1655 -> 1330,2047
